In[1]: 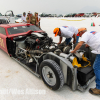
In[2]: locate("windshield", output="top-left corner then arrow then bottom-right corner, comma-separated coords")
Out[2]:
7,25 -> 41,35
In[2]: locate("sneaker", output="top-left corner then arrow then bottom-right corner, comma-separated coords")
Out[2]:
89,88 -> 100,95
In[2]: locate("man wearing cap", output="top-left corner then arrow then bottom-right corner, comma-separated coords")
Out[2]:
71,30 -> 100,95
53,26 -> 85,45
26,11 -> 37,25
21,12 -> 26,23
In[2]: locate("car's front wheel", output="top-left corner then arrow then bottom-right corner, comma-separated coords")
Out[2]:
40,59 -> 64,90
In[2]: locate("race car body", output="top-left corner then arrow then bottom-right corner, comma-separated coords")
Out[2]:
0,23 -> 96,91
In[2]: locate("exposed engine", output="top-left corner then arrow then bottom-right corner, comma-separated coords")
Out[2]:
8,30 -> 96,91
14,32 -> 88,66
14,32 -> 62,63
25,32 -> 55,52
11,32 -> 96,88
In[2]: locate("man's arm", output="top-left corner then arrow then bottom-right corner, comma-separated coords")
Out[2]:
26,16 -> 31,23
58,36 -> 63,44
72,33 -> 76,44
36,18 -> 41,25
37,16 -> 41,22
85,44 -> 89,48
71,41 -> 84,53
38,17 -> 41,22
35,17 -> 38,26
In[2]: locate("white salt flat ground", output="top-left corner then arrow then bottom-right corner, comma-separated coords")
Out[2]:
0,17 -> 100,100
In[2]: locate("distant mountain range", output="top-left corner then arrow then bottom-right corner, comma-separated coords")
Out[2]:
77,6 -> 100,13
47,6 -> 100,15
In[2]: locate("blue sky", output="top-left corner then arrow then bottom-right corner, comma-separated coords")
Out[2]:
1,0 -> 100,15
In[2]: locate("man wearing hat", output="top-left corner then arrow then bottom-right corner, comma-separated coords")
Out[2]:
26,11 -> 37,25
21,12 -> 26,23
53,26 -> 86,45
71,30 -> 100,95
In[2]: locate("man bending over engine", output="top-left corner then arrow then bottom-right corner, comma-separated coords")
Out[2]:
53,26 -> 87,45
71,29 -> 100,95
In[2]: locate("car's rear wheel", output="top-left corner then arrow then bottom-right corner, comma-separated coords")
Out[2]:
40,59 -> 64,90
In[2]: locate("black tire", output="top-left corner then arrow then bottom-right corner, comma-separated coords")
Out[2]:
40,59 -> 64,90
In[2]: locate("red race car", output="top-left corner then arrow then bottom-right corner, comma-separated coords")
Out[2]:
0,23 -> 42,54
0,23 -> 96,91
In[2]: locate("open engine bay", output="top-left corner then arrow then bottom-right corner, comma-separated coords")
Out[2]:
10,31 -> 96,91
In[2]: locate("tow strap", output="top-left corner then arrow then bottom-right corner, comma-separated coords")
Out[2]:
72,55 -> 91,68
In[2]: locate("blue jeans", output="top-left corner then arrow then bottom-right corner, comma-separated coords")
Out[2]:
76,36 -> 79,43
93,54 -> 100,89
65,38 -> 72,45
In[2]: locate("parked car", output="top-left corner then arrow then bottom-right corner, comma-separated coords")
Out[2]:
75,13 -> 84,17
40,13 -> 49,17
71,13 -> 77,17
16,14 -> 22,18
0,23 -> 96,91
64,13 -> 72,17
57,14 -> 63,17
83,13 -> 90,17
0,10 -> 15,24
92,12 -> 97,17
0,18 -> 9,24
0,13 -> 2,16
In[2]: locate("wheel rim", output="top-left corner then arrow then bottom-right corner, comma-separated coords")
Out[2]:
42,66 -> 56,86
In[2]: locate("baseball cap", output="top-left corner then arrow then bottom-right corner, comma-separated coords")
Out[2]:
23,12 -> 26,15
53,28 -> 59,37
28,11 -> 32,14
35,12 -> 38,14
78,28 -> 87,33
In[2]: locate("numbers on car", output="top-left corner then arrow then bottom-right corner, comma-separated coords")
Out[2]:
0,38 -> 5,48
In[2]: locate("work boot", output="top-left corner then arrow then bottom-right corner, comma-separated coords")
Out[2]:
89,88 -> 100,95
